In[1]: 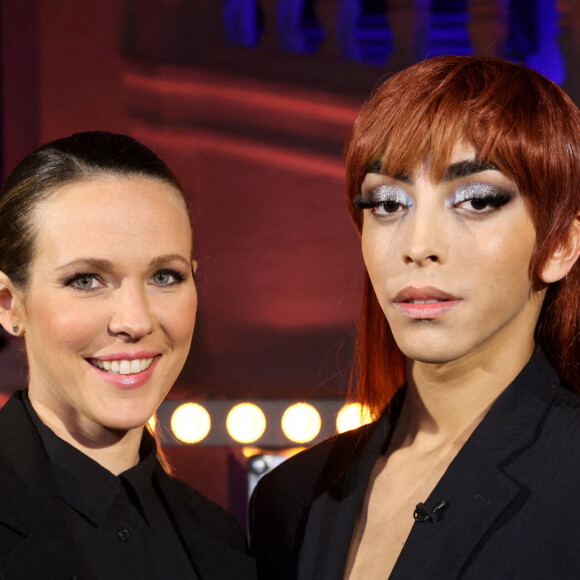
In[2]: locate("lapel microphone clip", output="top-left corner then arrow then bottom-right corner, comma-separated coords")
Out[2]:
413,500 -> 450,523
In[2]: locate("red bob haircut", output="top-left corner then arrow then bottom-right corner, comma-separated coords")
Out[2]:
345,56 -> 580,416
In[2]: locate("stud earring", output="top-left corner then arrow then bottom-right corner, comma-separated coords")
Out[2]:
12,325 -> 19,335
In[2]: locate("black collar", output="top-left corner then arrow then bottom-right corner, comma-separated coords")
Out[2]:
22,393 -> 158,527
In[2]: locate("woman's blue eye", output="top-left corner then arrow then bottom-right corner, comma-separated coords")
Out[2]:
152,270 -> 185,286
70,274 -> 98,290
153,272 -> 173,285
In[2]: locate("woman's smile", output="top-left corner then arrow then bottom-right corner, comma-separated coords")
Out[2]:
86,354 -> 162,389
88,356 -> 156,375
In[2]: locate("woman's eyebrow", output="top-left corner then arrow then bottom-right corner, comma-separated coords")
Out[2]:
55,255 -> 191,272
55,258 -> 113,272
148,254 -> 191,269
441,160 -> 498,182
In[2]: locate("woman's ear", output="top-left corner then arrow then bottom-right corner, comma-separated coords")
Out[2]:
540,214 -> 580,284
0,271 -> 24,336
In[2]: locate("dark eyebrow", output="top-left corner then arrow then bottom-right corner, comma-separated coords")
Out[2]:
441,160 -> 498,182
365,160 -> 412,184
366,160 -> 383,174
364,158 -> 497,185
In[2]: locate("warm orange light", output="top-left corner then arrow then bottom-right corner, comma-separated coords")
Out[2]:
226,403 -> 266,444
171,403 -> 211,444
336,402 -> 373,434
147,414 -> 157,431
281,403 -> 321,444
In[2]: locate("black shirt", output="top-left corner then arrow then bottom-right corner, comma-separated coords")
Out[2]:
23,394 -> 198,580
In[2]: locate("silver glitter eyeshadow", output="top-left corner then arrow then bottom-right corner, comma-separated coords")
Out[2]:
371,185 -> 414,207
448,183 -> 498,206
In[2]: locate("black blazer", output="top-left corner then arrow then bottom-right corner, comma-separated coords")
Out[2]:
250,352 -> 580,579
0,391 -> 256,580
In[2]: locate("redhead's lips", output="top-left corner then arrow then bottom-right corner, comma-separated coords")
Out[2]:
393,286 -> 458,303
393,286 -> 461,319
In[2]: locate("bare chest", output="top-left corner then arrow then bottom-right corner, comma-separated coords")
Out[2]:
344,444 -> 461,580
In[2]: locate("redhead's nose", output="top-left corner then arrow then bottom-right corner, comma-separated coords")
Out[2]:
108,283 -> 155,340
401,207 -> 448,266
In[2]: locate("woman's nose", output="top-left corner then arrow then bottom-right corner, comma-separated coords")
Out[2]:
108,283 -> 155,339
401,208 -> 448,266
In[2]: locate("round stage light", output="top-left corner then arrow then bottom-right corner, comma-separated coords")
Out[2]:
171,403 -> 211,444
336,402 -> 372,434
226,403 -> 266,444
281,403 -> 321,444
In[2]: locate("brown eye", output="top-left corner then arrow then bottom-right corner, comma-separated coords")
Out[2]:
381,201 -> 402,213
470,198 -> 492,210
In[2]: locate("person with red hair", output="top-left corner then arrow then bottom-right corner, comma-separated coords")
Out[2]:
251,56 -> 580,579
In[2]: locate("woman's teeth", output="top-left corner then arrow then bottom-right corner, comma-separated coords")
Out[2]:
407,299 -> 447,304
90,358 -> 154,375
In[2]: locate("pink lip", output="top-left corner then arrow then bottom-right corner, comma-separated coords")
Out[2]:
86,355 -> 160,389
393,286 -> 461,319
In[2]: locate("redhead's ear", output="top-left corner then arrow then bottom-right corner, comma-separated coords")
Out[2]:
191,259 -> 198,274
540,214 -> 580,284
0,271 -> 25,336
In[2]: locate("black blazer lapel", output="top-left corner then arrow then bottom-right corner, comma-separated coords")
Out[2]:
155,468 -> 256,580
0,392 -> 92,579
391,353 -> 559,579
391,444 -> 524,579
0,509 -> 92,580
297,413 -> 392,580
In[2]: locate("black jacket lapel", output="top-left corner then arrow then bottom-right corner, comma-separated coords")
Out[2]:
0,392 -> 92,579
155,466 -> 256,580
391,352 -> 559,579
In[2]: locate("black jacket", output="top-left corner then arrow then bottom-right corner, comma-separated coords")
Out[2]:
251,352 -> 580,579
0,391 -> 256,580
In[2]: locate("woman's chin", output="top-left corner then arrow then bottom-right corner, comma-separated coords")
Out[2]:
97,410 -> 155,434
